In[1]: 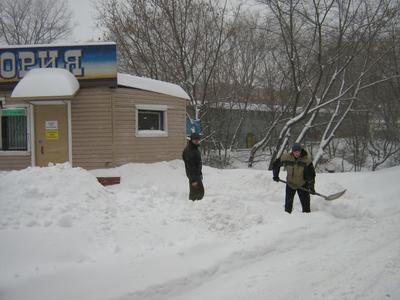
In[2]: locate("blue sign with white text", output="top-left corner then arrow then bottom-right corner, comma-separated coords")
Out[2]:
0,42 -> 117,89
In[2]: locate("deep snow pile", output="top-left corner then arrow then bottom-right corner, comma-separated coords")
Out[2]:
0,161 -> 399,300
0,163 -> 116,230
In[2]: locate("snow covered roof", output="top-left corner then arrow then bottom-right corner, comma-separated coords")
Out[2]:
11,68 -> 80,98
117,73 -> 190,100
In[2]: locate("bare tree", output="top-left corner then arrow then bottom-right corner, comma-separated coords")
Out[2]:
253,0 -> 400,170
342,110 -> 369,171
97,0 -> 400,170
0,0 -> 73,45
203,13 -> 269,166
98,0 -> 273,166
97,0 -> 241,106
365,31 -> 400,170
247,45 -> 290,167
368,123 -> 400,171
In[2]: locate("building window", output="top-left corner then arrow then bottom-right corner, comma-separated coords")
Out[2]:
0,107 -> 28,151
136,104 -> 168,137
138,110 -> 164,131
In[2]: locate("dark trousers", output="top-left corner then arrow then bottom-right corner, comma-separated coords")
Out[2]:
285,184 -> 310,213
189,180 -> 204,201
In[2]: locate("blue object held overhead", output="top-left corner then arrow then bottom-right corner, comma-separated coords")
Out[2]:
186,116 -> 201,138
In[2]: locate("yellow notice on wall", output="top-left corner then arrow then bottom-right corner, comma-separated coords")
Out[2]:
46,130 -> 59,140
45,120 -> 59,140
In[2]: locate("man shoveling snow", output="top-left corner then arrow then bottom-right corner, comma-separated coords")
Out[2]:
272,143 -> 316,213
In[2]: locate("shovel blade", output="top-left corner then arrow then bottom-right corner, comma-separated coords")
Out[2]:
324,189 -> 347,201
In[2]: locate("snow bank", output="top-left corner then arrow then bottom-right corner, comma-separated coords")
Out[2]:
0,162 -> 399,300
89,161 -> 269,237
0,163 -> 115,230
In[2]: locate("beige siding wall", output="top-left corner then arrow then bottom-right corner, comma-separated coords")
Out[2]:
0,91 -> 9,97
0,155 -> 31,170
0,90 -> 27,104
112,88 -> 186,165
0,86 -> 186,170
71,87 -> 113,169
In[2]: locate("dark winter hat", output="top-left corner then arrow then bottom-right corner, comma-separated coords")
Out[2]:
292,143 -> 302,152
190,132 -> 201,140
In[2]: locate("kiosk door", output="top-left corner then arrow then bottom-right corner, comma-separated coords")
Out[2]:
34,104 -> 69,166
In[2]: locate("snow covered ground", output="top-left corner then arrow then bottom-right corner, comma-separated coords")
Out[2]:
0,161 -> 399,300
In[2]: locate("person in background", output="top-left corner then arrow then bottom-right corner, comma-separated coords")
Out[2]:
182,133 -> 204,201
272,143 -> 316,213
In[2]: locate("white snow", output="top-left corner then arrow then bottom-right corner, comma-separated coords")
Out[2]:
11,68 -> 80,98
118,73 -> 190,100
0,161 -> 399,300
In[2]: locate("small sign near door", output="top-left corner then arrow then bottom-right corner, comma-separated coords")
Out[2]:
45,120 -> 59,140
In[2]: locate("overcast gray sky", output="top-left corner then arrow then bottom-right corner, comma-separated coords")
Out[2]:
67,0 -> 103,43
66,0 -> 262,43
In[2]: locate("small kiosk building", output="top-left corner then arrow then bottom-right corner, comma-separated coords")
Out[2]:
0,42 -> 188,170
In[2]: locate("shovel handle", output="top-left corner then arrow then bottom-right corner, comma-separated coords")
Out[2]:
278,179 -> 323,197
277,179 -> 346,201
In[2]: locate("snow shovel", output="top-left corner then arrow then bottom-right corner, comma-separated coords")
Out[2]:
278,179 -> 346,201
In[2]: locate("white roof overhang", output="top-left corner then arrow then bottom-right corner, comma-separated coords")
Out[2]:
11,68 -> 80,99
117,73 -> 190,100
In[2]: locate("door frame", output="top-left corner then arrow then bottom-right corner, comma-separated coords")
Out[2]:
30,100 -> 72,167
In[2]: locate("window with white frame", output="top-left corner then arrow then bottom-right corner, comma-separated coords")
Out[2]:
0,106 -> 28,151
138,110 -> 164,130
136,105 -> 167,137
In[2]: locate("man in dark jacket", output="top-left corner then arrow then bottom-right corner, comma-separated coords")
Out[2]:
272,143 -> 316,213
182,133 -> 204,201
